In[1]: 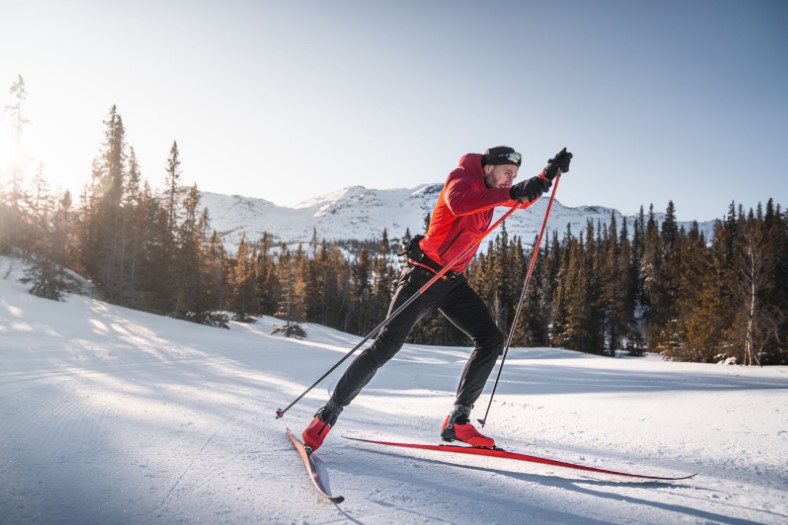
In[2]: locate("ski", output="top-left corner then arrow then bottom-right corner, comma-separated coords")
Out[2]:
345,436 -> 696,481
287,430 -> 344,503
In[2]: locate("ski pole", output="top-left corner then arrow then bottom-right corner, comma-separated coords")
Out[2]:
478,174 -> 561,427
276,200 -> 533,419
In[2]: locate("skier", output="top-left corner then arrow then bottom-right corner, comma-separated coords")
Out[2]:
303,146 -> 573,450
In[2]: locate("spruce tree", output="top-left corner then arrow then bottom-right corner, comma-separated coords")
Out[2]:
557,238 -> 593,351
172,185 -> 204,321
641,205 -> 663,352
24,171 -> 69,300
618,217 -> 641,353
229,235 -> 256,322
78,106 -> 129,304
517,234 -> 548,346
119,147 -> 145,305
349,246 -> 371,334
598,213 -> 620,353
675,222 -> 721,361
370,229 -> 394,329
252,233 -> 277,316
274,244 -> 308,336
1,75 -> 30,255
728,207 -> 774,365
203,229 -> 229,321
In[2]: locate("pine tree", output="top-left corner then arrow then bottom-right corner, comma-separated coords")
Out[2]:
538,232 -> 563,346
598,213 -> 620,353
585,219 -> 604,353
274,244 -> 308,336
705,203 -> 742,360
147,141 -> 182,312
631,206 -> 647,336
491,225 -> 514,333
1,75 -> 31,256
370,229 -> 395,328
549,228 -> 574,346
651,201 -> 683,356
172,184 -> 205,321
325,241 -> 353,329
348,245 -> 372,334
133,182 -> 170,312
5,75 -> 29,146
120,148 -> 144,302
304,238 -> 326,323
556,237 -> 593,351
641,204 -> 663,352
675,222 -> 721,361
164,141 -> 181,235
254,233 -> 278,316
76,106 -> 129,304
762,200 -> 788,363
516,234 -> 548,346
229,235 -> 256,322
728,207 -> 777,365
24,170 -> 69,300
203,228 -> 229,320
617,217 -> 641,353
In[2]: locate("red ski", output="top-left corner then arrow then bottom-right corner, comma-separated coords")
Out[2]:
287,430 -> 344,503
345,436 -> 696,481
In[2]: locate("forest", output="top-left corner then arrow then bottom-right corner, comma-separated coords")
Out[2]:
2,101 -> 786,366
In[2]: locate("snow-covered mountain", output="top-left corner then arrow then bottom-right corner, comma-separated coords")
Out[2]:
196,184 -> 716,251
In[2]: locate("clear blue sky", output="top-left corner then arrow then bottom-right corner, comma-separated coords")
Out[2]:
1,0 -> 786,221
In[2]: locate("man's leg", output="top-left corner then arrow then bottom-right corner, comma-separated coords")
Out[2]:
437,279 -> 503,447
331,265 -> 446,406
439,279 -> 504,408
303,265 -> 447,450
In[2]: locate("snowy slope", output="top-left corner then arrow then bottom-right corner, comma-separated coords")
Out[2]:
196,185 -> 717,250
200,184 -> 440,248
1,256 -> 786,525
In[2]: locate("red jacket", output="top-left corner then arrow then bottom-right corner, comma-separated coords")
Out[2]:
419,153 -> 521,273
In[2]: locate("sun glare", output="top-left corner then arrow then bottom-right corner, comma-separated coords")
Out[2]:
0,129 -> 15,176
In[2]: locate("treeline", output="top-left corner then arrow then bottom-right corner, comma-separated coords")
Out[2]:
463,202 -> 787,365
1,104 -> 786,364
1,106 -> 224,322
0,105 -> 399,333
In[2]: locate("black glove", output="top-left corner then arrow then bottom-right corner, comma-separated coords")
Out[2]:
510,176 -> 551,202
543,147 -> 573,181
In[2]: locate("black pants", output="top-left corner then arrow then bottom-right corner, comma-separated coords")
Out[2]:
330,264 -> 504,410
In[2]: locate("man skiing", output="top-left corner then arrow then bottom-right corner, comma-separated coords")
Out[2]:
303,146 -> 573,450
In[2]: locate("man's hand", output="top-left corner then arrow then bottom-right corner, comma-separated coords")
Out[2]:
543,147 -> 573,181
509,176 -> 551,203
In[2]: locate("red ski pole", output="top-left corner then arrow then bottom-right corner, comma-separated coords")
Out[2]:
478,174 -> 562,427
276,199 -> 534,419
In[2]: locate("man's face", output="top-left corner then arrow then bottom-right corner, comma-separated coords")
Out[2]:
483,164 -> 519,189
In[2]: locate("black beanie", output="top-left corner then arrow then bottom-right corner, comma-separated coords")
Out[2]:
482,146 -> 522,167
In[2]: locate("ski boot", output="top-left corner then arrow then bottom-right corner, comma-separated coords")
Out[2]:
440,403 -> 495,449
302,399 -> 343,452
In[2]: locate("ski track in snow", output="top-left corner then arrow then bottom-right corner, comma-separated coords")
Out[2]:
1,256 -> 787,524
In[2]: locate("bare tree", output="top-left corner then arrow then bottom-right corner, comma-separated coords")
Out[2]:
731,209 -> 776,366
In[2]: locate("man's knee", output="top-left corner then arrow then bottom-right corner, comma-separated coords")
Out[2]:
360,342 -> 401,369
477,327 -> 504,355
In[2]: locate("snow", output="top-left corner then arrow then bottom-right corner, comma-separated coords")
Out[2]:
196,185 -> 717,251
1,256 -> 786,525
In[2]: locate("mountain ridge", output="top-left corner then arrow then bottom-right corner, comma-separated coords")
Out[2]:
191,184 -> 716,251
